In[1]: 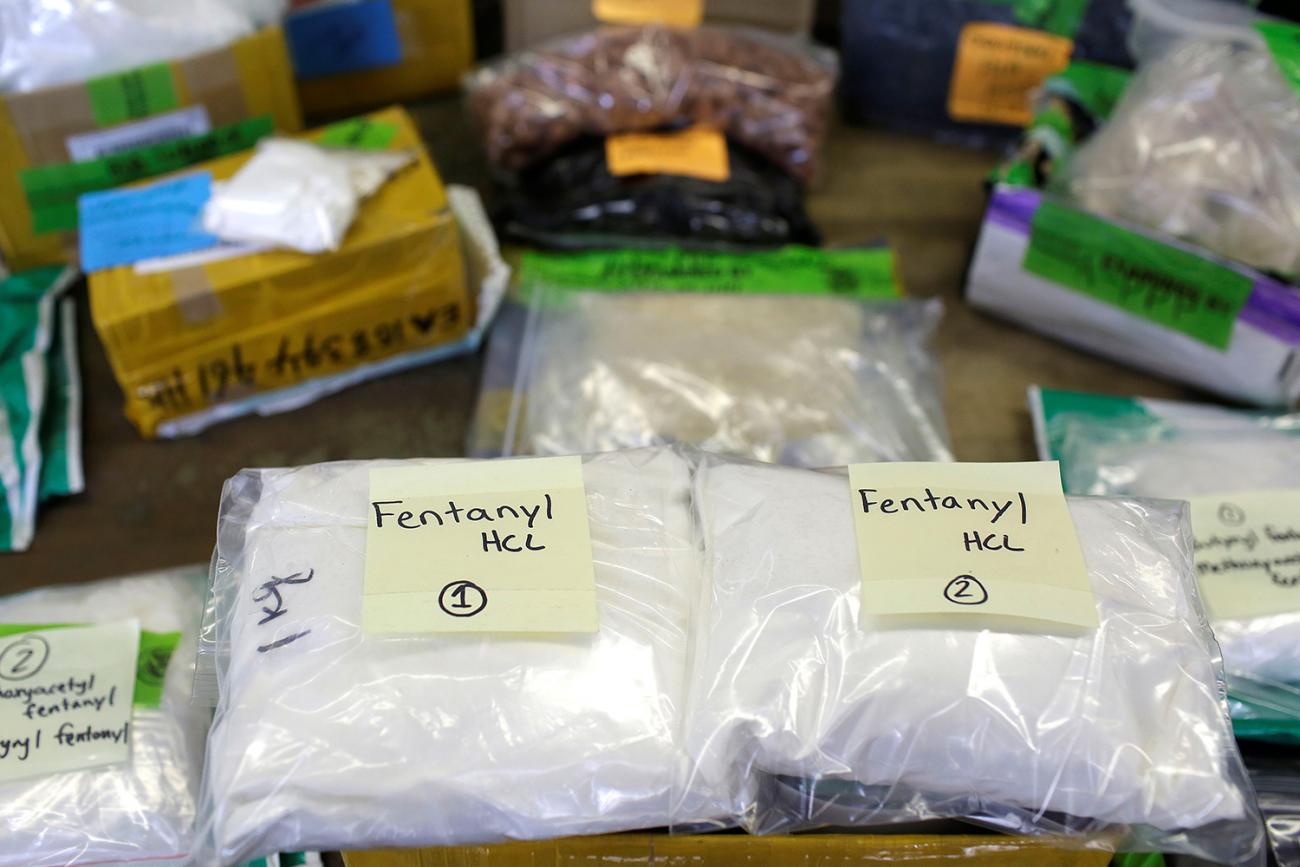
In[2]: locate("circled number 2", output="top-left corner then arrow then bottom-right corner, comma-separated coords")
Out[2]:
438,580 -> 488,618
944,574 -> 989,606
0,633 -> 51,681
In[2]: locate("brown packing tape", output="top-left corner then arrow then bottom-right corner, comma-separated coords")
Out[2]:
169,267 -> 223,325
176,50 -> 247,128
3,84 -> 97,165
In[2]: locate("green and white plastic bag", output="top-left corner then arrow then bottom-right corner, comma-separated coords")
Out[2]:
0,265 -> 82,552
1031,385 -> 1300,741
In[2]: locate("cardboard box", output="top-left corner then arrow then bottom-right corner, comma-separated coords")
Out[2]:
0,27 -> 303,271
343,834 -> 1112,867
504,0 -> 815,51
88,107 -> 473,438
290,0 -> 475,117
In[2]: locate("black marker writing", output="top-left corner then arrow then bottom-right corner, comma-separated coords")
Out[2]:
253,569 -> 315,625
857,488 -> 1028,525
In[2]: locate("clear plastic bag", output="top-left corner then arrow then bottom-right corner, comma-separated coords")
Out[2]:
0,566 -> 209,867
503,293 -> 952,466
202,139 -> 416,254
675,454 -> 1264,863
0,0 -> 283,93
197,449 -> 724,864
1058,38 -> 1300,280
465,26 -> 836,183
1036,396 -> 1300,689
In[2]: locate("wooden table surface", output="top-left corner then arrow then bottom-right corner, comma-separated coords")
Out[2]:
9,102 -> 1203,590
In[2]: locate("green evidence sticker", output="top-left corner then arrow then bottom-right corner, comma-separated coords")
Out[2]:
1022,200 -> 1253,350
318,117 -> 398,150
19,115 -> 275,235
85,63 -> 178,127
0,624 -> 181,709
1257,20 -> 1300,99
518,246 -> 902,300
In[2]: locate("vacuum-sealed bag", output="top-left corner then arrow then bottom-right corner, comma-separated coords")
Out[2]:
1030,386 -> 1300,717
676,454 -> 1262,862
1059,35 -> 1300,280
0,566 -> 209,867
198,449 -> 723,864
501,291 -> 951,465
497,136 -> 820,250
465,26 -> 836,183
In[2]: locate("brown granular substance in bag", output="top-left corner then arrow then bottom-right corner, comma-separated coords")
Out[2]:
467,26 -> 835,183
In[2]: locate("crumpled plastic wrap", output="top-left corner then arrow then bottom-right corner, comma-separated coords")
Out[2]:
1059,38 -> 1300,279
465,26 -> 836,183
507,294 -> 952,466
197,449 -> 727,865
0,0 -> 285,93
0,566 -> 209,867
676,454 -> 1263,863
498,136 -> 820,250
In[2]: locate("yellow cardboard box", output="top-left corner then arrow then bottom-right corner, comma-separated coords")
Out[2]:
0,27 -> 303,271
293,0 -> 475,118
88,106 -> 471,438
344,834 -> 1113,866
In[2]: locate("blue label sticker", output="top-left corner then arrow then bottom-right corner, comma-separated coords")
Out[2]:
286,0 -> 403,81
78,171 -> 219,272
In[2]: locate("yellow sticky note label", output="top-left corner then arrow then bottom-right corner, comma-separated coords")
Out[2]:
948,22 -> 1074,126
0,621 -> 140,783
605,127 -> 730,182
1190,489 -> 1300,621
593,0 -> 703,27
848,461 -> 1097,630
363,456 -> 598,634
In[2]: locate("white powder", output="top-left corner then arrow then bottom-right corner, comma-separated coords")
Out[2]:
0,567 -> 209,867
1060,430 -> 1300,684
518,295 -> 952,466
680,457 -> 1259,862
1062,39 -> 1300,279
202,140 -> 415,254
201,449 -> 718,864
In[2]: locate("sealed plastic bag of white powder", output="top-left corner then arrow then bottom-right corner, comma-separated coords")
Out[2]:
675,453 -> 1263,862
503,291 -> 952,466
0,566 -> 209,867
197,449 -> 725,864
202,139 -> 415,254
1031,385 -> 1300,741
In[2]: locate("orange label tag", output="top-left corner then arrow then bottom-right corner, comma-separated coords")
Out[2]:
948,22 -> 1074,126
605,127 -> 730,182
593,0 -> 703,28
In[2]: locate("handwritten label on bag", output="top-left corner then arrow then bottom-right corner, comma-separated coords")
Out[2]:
593,0 -> 703,27
848,461 -> 1096,630
1022,199 -> 1254,349
0,621 -> 139,783
606,127 -> 729,182
364,456 -> 598,634
1190,490 -> 1300,621
948,23 -> 1074,126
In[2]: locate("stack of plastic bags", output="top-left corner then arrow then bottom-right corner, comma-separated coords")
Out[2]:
0,266 -> 82,553
195,447 -> 1265,865
464,26 -> 835,250
1031,386 -> 1300,742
